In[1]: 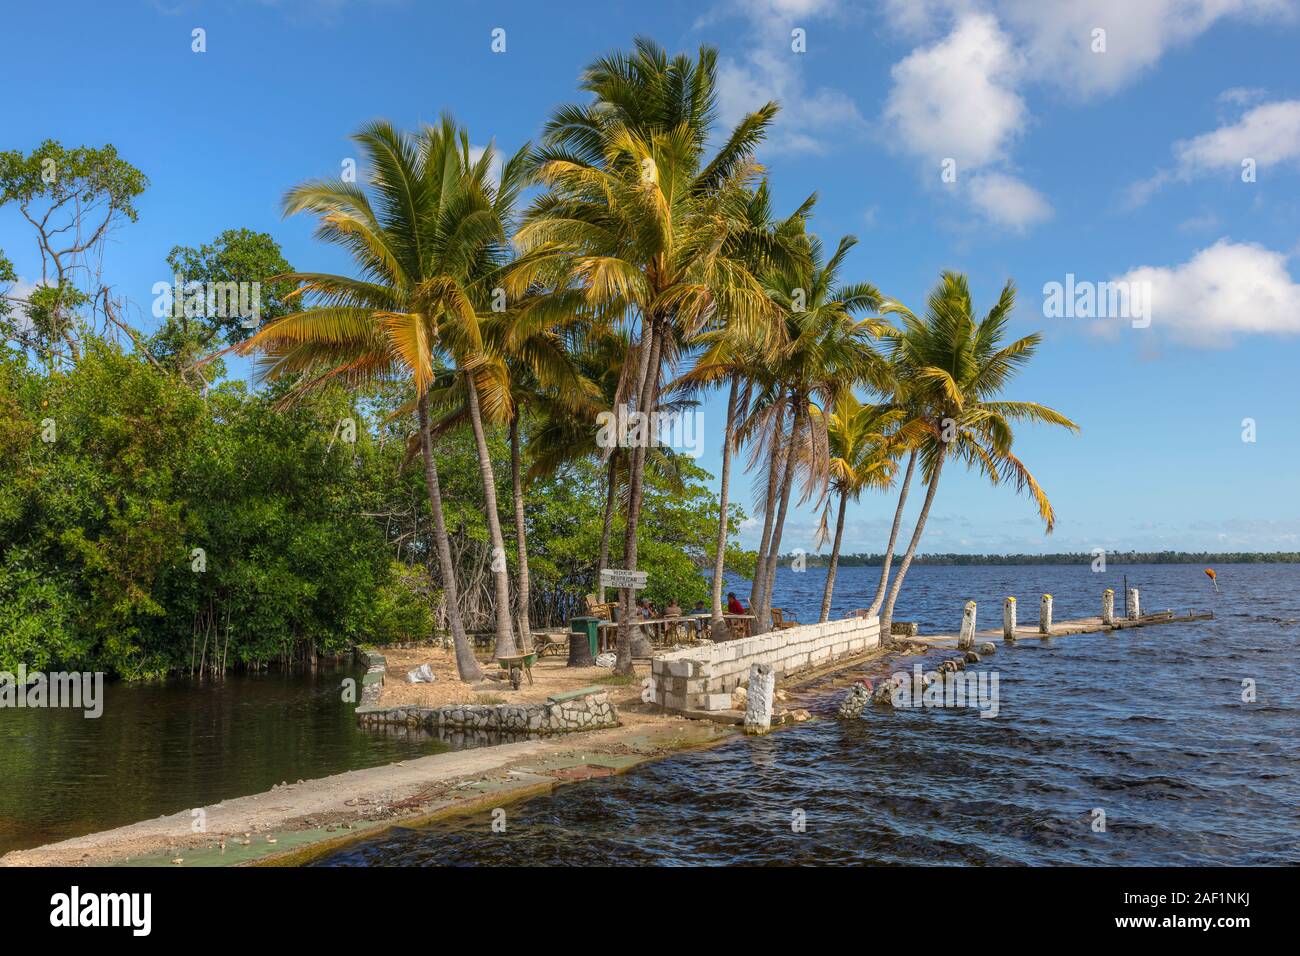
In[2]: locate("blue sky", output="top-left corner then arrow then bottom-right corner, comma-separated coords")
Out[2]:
3,0 -> 1298,554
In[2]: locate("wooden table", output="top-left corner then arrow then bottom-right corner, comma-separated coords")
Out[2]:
596,616 -> 703,649
722,614 -> 755,639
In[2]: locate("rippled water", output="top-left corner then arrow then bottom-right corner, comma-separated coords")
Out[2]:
321,563 -> 1300,866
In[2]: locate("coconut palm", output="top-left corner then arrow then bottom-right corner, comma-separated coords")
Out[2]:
511,38 -> 779,674
746,233 -> 890,634
875,272 -> 1080,638
526,328 -> 694,601
815,394 -> 904,622
423,299 -> 594,651
233,117 -> 531,679
677,184 -> 812,640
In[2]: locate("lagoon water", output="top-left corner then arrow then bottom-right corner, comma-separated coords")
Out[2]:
320,563 -> 1300,866
0,663 -> 449,854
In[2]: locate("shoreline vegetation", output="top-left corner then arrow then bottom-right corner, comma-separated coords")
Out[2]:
0,35 -> 1138,686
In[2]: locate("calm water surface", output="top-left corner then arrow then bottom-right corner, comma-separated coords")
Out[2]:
320,564 -> 1300,866
0,663 -> 456,854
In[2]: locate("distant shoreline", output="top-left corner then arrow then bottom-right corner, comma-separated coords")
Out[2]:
781,552 -> 1300,567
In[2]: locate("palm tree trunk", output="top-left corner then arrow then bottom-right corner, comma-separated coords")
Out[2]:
596,456 -> 617,603
615,320 -> 662,675
880,447 -> 947,640
710,377 -> 739,641
819,488 -> 848,623
867,449 -> 917,623
749,400 -> 787,611
755,396 -> 799,635
417,390 -> 482,682
509,413 -> 532,653
463,370 -> 518,659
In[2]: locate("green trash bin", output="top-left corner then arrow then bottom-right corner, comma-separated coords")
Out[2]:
570,616 -> 601,661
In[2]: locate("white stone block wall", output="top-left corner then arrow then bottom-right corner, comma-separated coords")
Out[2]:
651,615 -> 881,712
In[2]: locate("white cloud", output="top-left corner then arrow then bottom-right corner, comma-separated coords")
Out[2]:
882,13 -> 1050,229
1113,239 -> 1300,346
966,171 -> 1053,230
884,13 -> 1026,168
1003,0 -> 1294,97
717,48 -> 867,154
1174,99 -> 1300,173
1,277 -> 43,334
878,1 -> 1297,98
1128,98 -> 1300,203
712,2 -> 867,153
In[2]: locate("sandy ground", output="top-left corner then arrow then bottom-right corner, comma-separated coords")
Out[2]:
376,646 -> 664,726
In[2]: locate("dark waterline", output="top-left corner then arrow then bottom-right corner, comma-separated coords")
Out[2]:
319,563 -> 1300,866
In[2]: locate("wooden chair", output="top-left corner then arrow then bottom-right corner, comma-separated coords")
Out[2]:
584,593 -> 617,620
771,608 -> 798,630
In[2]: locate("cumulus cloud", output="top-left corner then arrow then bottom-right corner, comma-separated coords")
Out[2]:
967,171 -> 1053,230
884,13 -> 1026,168
1002,0 -> 1294,97
708,1 -> 868,153
1128,99 -> 1300,203
1112,239 -> 1300,346
1174,99 -> 1300,172
878,0 -> 1296,98
882,13 -> 1050,229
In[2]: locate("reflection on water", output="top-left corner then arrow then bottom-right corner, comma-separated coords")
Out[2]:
0,663 -> 450,854
320,564 -> 1300,866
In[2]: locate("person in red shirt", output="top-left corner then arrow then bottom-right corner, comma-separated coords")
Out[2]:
727,592 -> 747,615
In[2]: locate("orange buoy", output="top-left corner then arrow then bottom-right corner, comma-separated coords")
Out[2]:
1205,568 -> 1219,592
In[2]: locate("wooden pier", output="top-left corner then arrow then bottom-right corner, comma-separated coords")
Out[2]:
909,609 -> 1214,648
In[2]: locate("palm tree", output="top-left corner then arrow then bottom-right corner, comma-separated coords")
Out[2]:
526,329 -> 694,605
815,394 -> 903,622
512,38 -> 778,674
679,184 -> 811,640
875,272 -> 1080,638
746,233 -> 889,634
442,301 -> 593,649
233,117 -> 530,680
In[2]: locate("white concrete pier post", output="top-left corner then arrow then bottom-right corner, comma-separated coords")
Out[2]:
743,662 -> 775,735
1039,594 -> 1053,635
1003,597 -> 1017,643
1126,588 -> 1140,620
1102,588 -> 1115,626
958,600 -> 977,649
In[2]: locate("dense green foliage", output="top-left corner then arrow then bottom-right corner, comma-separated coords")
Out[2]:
0,341 -> 427,678
0,338 -> 746,678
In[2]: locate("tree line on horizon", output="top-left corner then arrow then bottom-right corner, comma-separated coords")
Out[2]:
783,551 -> 1300,567
2,37 -> 1079,681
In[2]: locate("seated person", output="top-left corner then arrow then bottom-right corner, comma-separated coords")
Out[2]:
691,599 -> 709,635
727,592 -> 747,615
636,597 -> 655,620
664,598 -> 682,618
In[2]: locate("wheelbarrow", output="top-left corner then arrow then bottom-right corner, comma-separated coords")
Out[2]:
496,650 -> 538,690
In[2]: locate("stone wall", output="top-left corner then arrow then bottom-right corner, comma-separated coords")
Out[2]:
355,646 -> 386,710
355,688 -> 619,736
651,615 -> 881,712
